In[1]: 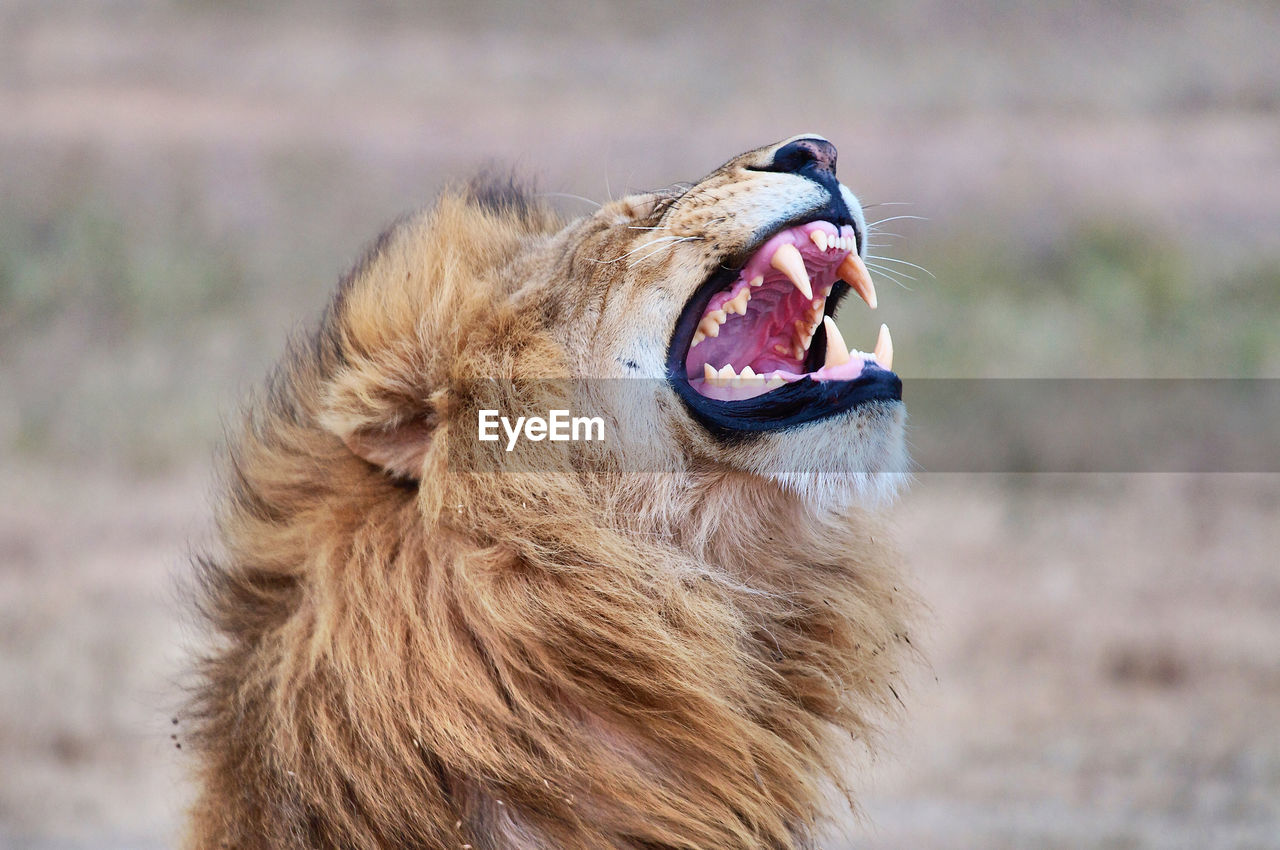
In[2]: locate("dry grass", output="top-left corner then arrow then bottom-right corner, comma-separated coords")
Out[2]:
2,1 -> 1278,846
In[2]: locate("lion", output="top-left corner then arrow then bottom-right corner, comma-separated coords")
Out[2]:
186,134 -> 914,849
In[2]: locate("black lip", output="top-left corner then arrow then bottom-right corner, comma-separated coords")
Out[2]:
665,210 -> 902,439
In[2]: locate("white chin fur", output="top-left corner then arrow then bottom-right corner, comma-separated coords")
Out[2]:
770,469 -> 911,513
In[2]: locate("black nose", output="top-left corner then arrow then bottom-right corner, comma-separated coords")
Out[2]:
769,137 -> 837,177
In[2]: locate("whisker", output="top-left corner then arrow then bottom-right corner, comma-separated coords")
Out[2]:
865,255 -> 937,279
587,235 -> 695,265
538,192 -> 601,209
866,215 -> 928,227
628,236 -> 701,266
865,261 -> 915,280
865,262 -> 915,290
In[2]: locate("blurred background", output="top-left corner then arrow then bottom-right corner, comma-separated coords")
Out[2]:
2,1 -> 1278,847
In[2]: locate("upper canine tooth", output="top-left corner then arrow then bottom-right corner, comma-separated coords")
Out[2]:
810,231 -> 829,252
822,316 -> 851,368
874,323 -> 894,370
838,253 -> 878,310
770,243 -> 813,300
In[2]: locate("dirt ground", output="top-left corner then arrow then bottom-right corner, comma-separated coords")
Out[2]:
2,2 -> 1279,848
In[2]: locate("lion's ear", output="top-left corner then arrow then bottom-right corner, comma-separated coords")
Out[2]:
337,413 -> 437,480
320,367 -> 442,481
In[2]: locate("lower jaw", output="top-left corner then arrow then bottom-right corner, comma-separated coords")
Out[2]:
669,361 -> 902,439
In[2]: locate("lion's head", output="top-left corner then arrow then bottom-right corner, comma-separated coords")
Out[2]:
191,136 -> 915,850
323,134 -> 906,506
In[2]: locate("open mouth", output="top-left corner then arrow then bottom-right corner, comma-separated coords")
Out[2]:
668,219 -> 901,435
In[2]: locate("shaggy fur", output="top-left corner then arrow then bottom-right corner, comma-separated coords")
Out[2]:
187,138 -> 915,849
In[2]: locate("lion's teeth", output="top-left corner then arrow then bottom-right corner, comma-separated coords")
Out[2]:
749,275 -> 764,288
697,308 -> 728,339
691,331 -> 705,346
725,288 -> 751,315
810,231 -> 829,252
822,316 -> 851,368
770,243 -> 813,300
765,376 -> 787,389
874,323 -> 893,370
838,253 -> 878,310
703,362 -> 717,385
718,364 -> 737,383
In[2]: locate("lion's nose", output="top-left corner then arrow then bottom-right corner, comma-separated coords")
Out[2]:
769,137 -> 838,177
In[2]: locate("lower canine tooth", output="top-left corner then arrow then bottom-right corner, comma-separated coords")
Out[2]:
874,323 -> 894,370
770,242 -> 813,300
822,316 -> 851,368
838,254 -> 878,310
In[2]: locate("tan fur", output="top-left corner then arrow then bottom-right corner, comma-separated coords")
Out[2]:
187,140 -> 915,849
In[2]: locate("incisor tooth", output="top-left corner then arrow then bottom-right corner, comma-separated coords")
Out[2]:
874,323 -> 893,370
770,242 -> 813,300
838,253 -> 878,310
822,316 -> 851,368
810,230 -> 829,252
